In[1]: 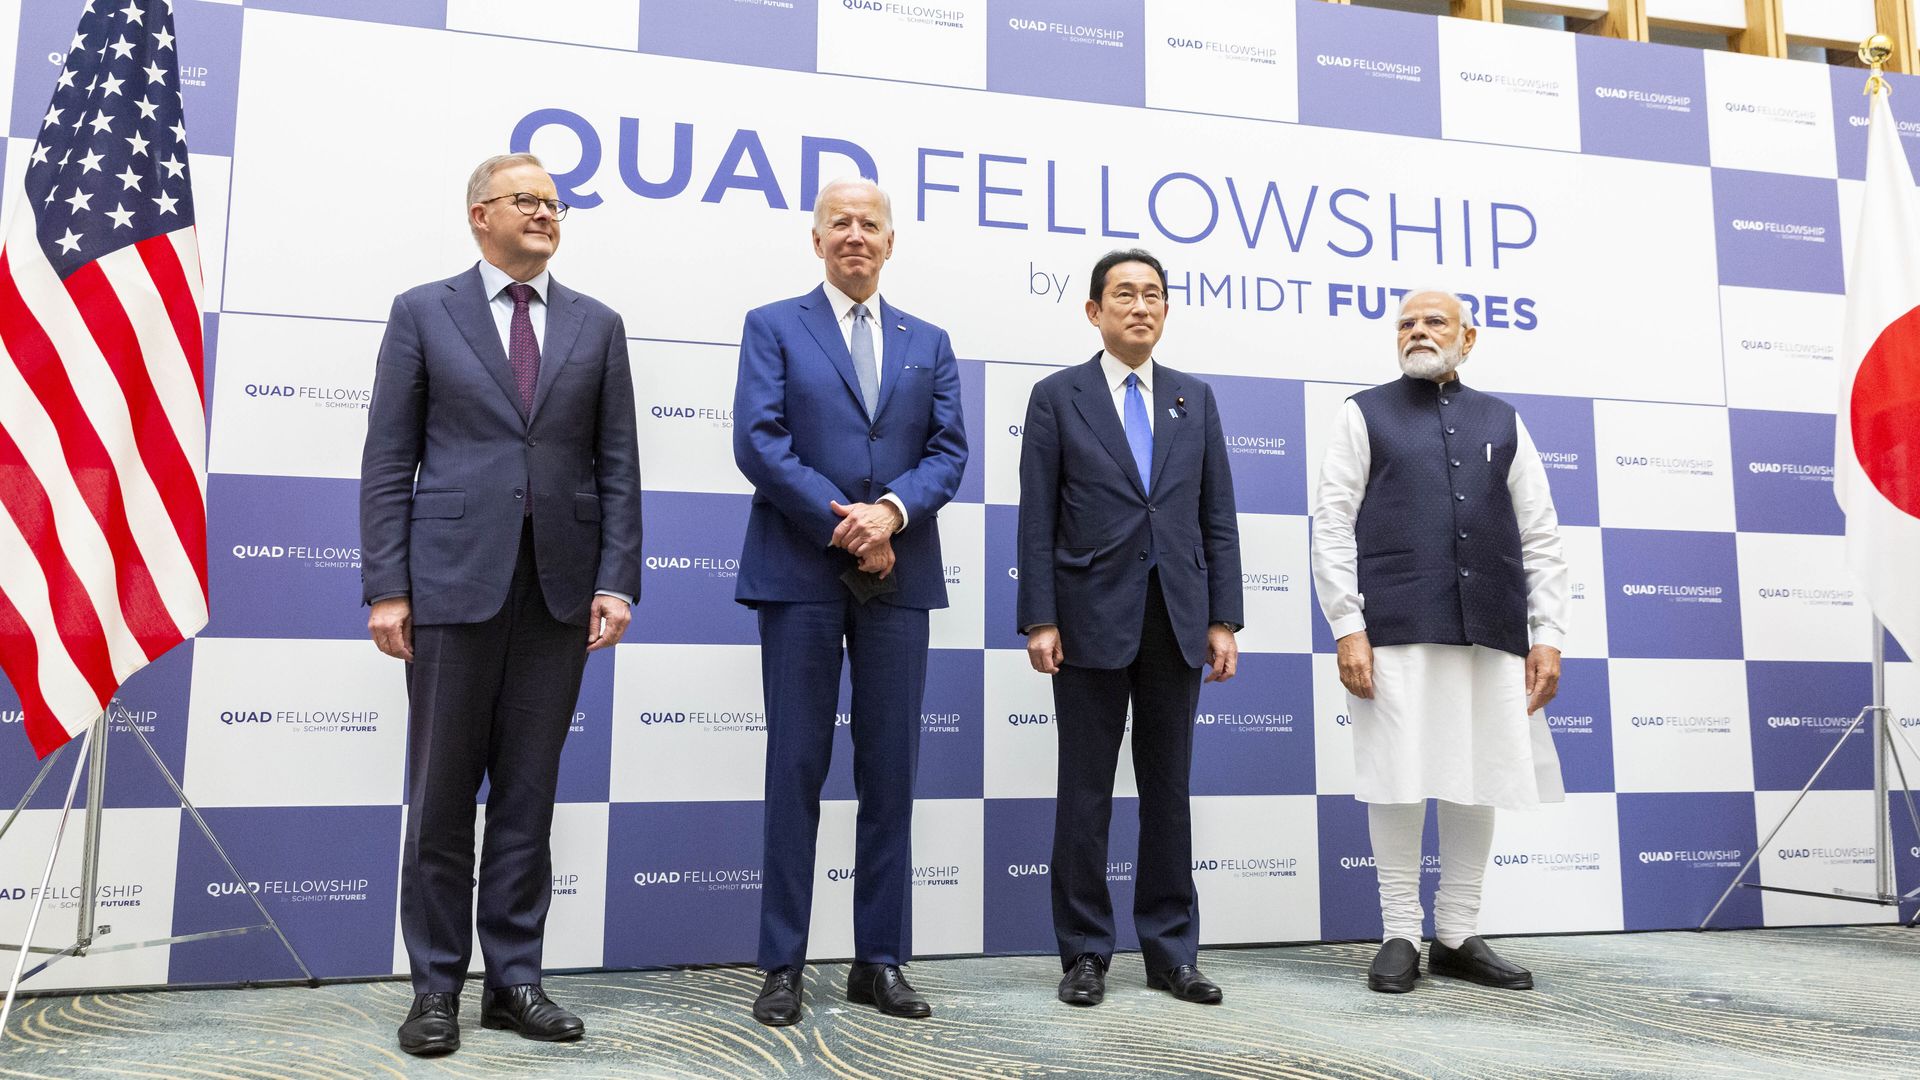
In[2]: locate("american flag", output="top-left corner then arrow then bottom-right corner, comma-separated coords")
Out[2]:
0,0 -> 206,758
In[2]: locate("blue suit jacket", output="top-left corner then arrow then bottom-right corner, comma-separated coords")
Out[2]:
1016,354 -> 1243,669
732,285 -> 968,609
359,266 -> 642,627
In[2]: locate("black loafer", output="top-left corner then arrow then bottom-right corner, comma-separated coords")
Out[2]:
753,967 -> 804,1026
1367,939 -> 1421,993
1428,936 -> 1534,990
1057,953 -> 1106,1006
398,992 -> 460,1056
847,962 -> 932,1018
1148,964 -> 1222,1004
480,984 -> 585,1041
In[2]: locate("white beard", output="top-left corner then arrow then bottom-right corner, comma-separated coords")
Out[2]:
1398,340 -> 1463,380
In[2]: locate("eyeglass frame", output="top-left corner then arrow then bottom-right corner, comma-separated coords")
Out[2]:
478,191 -> 570,220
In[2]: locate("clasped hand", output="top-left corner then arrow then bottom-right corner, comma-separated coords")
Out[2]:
830,500 -> 900,577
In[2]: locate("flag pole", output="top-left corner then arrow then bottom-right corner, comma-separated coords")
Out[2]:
1702,36 -> 1920,927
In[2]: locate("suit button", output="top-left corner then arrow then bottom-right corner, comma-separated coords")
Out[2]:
1446,427 -> 1456,435
1138,551 -> 1148,560
527,437 -> 538,447
869,431 -> 879,442
1455,493 -> 1466,502
1148,505 -> 1157,513
1459,530 -> 1468,540
514,489 -> 524,499
1460,568 -> 1470,578
1440,398 -> 1450,405
861,477 -> 871,486
1450,459 -> 1460,467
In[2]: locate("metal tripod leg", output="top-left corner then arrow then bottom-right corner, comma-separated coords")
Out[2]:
1879,717 -> 1920,924
116,704 -> 316,986
1700,705 -> 1876,929
0,724 -> 94,1031
0,702 -> 319,1032
0,740 -> 75,846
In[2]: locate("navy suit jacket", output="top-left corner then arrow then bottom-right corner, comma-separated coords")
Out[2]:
1016,354 -> 1243,669
359,265 -> 642,627
732,285 -> 967,609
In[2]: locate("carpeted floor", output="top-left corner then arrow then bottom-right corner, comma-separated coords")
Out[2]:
1,926 -> 1916,1079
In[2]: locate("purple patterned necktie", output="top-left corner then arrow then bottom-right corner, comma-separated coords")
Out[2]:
506,282 -> 540,416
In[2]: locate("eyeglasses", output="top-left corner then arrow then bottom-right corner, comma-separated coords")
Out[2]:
480,192 -> 569,220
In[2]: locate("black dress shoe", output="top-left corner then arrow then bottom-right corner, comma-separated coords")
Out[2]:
480,984 -> 585,1041
1428,936 -> 1534,990
1057,953 -> 1106,1007
1148,964 -> 1223,1004
397,992 -> 460,1056
847,962 -> 932,1018
1367,939 -> 1421,994
753,967 -> 804,1026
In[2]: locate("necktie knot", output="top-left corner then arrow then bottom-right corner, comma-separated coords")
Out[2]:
1125,372 -> 1139,390
851,302 -> 871,323
507,282 -> 534,307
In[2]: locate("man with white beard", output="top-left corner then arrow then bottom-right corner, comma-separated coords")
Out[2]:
1310,289 -> 1568,994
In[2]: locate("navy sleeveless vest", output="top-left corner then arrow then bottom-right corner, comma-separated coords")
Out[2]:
1350,375 -> 1530,657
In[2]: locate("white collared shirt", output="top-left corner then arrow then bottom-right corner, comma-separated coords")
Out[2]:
1309,398 -> 1568,649
821,279 -> 909,527
1099,351 -> 1155,435
476,259 -> 550,354
823,279 -> 885,395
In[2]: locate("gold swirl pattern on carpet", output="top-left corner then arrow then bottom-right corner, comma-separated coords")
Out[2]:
0,926 -> 1914,1079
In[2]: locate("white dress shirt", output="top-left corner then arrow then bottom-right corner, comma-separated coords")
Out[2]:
1098,351 -> 1155,435
1310,397 -> 1567,649
476,259 -> 550,353
822,279 -> 909,528
470,260 -> 630,608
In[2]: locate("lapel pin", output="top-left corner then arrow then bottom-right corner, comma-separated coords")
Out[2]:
896,323 -> 906,331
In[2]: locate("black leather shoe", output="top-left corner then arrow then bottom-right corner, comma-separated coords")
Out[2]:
1057,953 -> 1106,1006
1367,939 -> 1421,993
847,962 -> 932,1018
480,984 -> 585,1041
1148,964 -> 1223,1004
1428,936 -> 1534,990
753,967 -> 804,1026
397,992 -> 460,1056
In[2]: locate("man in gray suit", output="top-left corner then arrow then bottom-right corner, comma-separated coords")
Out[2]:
360,152 -> 642,1057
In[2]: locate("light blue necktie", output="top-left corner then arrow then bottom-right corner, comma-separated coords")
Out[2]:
1124,371 -> 1152,492
850,303 -> 879,416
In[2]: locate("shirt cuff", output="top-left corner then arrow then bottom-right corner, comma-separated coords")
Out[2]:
879,493 -> 909,530
596,590 -> 633,606
1530,625 -> 1565,650
1327,613 -> 1368,640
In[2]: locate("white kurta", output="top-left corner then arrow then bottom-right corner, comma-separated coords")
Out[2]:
1311,397 -> 1570,811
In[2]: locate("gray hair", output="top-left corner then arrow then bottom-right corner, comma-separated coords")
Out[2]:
1396,288 -> 1476,328
811,176 -> 893,234
466,153 -> 544,240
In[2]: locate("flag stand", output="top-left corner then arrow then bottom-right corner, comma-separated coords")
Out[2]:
1701,620 -> 1920,928
0,700 -> 317,1030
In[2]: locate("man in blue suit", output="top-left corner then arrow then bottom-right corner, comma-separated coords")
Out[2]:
1017,249 -> 1243,1009
733,177 -> 968,1026
361,153 -> 641,1056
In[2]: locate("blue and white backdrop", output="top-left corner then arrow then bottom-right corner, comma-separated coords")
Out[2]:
0,0 -> 1916,990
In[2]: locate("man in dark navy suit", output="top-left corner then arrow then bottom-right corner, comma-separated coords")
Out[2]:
1016,249 -> 1243,1009
733,177 -> 968,1026
361,153 -> 641,1056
